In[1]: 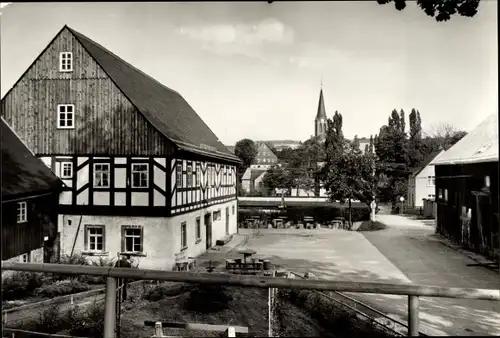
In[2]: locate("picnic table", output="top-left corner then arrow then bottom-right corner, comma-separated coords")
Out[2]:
237,248 -> 257,263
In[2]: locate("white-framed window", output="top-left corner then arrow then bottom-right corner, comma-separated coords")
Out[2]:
196,217 -> 201,240
57,104 -> 75,129
176,164 -> 183,188
213,209 -> 221,221
22,253 -> 29,263
131,163 -> 148,188
85,225 -> 105,252
187,164 -> 193,188
61,161 -> 73,179
428,176 -> 435,186
444,189 -> 448,202
122,226 -> 143,253
94,163 -> 110,188
196,164 -> 201,187
59,52 -> 73,72
181,222 -> 187,249
17,201 -> 27,223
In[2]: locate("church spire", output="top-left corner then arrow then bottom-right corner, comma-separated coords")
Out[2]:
316,87 -> 327,120
315,84 -> 327,139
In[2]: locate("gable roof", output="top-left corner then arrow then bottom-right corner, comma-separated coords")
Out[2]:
64,26 -> 239,163
1,118 -> 62,201
411,150 -> 444,177
432,113 -> 498,166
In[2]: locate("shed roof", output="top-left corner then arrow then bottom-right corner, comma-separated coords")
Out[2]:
1,118 -> 62,201
66,26 -> 239,163
433,114 -> 498,165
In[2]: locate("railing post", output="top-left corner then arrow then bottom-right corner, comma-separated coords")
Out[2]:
408,295 -> 420,336
104,277 -> 118,338
154,321 -> 164,337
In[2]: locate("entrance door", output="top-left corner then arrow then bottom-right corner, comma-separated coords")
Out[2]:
225,207 -> 230,235
205,213 -> 212,250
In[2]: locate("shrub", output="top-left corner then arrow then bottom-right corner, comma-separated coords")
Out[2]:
143,283 -> 189,301
281,289 -> 393,337
2,272 -> 44,300
33,279 -> 91,298
78,257 -> 115,284
69,301 -> 105,337
33,304 -> 64,334
183,283 -> 233,313
52,253 -> 90,282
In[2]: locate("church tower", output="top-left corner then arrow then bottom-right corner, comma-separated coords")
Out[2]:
315,85 -> 327,140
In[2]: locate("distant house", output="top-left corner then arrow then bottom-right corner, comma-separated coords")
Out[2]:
407,149 -> 446,208
432,113 -> 498,257
241,168 -> 268,195
0,25 -> 240,270
1,118 -> 62,266
250,142 -> 278,169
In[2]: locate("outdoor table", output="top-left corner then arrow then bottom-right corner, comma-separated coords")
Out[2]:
237,248 -> 257,263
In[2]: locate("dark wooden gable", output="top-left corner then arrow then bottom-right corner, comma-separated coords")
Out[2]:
0,26 -> 174,156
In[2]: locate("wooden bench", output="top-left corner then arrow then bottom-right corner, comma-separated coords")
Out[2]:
216,234 -> 233,246
174,257 -> 196,271
226,259 -> 263,271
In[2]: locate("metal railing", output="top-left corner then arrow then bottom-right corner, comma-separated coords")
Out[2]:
2,262 -> 499,338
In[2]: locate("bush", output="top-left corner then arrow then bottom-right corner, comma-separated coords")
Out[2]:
78,257 -> 115,284
2,272 -> 44,300
183,283 -> 233,313
51,253 -> 90,282
33,279 -> 91,298
22,300 -> 105,337
143,283 -> 189,301
68,301 -> 105,337
282,289 -> 393,337
239,204 -> 370,224
357,221 -> 386,232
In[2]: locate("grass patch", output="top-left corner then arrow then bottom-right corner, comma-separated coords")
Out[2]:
357,220 -> 387,232
281,288 -> 395,337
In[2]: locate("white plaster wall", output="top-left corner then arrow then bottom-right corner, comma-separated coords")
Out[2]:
57,199 -> 238,271
415,164 -> 436,207
1,247 -> 44,279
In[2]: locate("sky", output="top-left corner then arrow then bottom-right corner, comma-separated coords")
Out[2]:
0,1 -> 497,145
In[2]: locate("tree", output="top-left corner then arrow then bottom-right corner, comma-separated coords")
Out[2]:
262,165 -> 293,195
408,109 -> 424,169
426,122 -> 468,150
377,0 -> 480,22
323,139 -> 376,227
234,138 -> 258,178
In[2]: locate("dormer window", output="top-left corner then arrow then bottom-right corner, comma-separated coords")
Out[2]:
59,52 -> 73,72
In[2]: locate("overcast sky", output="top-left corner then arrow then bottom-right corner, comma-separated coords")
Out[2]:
1,2 -> 497,144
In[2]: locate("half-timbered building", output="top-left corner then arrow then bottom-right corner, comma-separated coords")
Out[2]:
1,118 -> 62,269
0,25 -> 240,270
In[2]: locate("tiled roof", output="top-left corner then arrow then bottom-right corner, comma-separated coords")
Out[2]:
1,118 -> 62,200
411,150 -> 444,177
433,113 -> 498,165
67,26 -> 239,163
250,169 -> 268,181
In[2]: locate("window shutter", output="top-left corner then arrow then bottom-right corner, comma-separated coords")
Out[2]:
121,225 -> 126,253
84,224 -> 88,251
102,225 -> 106,252
139,226 -> 144,252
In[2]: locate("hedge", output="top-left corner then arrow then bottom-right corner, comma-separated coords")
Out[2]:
238,204 -> 370,224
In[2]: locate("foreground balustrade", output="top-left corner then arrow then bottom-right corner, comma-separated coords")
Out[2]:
2,262 -> 499,338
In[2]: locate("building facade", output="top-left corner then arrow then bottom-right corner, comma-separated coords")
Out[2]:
0,25 -> 240,270
1,118 -> 62,269
433,114 -> 498,258
407,150 -> 445,208
250,142 -> 278,169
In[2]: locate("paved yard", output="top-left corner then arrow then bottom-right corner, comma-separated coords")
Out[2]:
231,226 -> 500,336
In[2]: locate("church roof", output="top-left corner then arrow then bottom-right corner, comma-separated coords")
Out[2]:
316,88 -> 327,120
